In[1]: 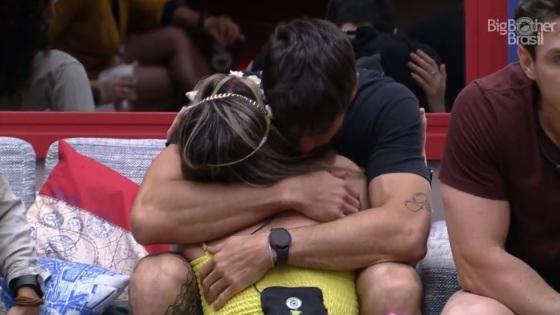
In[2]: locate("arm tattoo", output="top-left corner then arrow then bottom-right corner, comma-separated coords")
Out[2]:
404,192 -> 432,213
164,260 -> 203,315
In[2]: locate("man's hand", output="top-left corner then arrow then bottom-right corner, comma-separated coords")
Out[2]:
95,75 -> 137,104
280,171 -> 361,222
203,16 -> 245,47
200,233 -> 273,310
7,287 -> 41,315
7,306 -> 40,315
8,288 -> 42,315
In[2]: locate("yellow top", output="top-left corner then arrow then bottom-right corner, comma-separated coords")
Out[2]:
49,0 -> 168,78
191,253 -> 359,315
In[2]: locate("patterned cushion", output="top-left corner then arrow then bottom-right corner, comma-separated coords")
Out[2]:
44,138 -> 165,185
28,195 -> 147,275
419,220 -> 460,315
0,137 -> 36,209
0,258 -> 128,314
28,140 -> 173,307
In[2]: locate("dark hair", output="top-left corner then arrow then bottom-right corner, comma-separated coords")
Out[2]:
326,0 -> 395,33
262,18 -> 356,138
0,0 -> 48,100
515,0 -> 560,58
177,74 -> 329,186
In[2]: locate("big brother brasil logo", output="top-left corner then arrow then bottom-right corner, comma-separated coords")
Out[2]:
488,17 -> 557,46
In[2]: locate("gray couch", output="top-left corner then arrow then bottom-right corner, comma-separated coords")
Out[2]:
0,137 -> 460,315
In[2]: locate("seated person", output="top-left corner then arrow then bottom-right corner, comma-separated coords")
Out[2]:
0,171 -> 48,314
405,3 -> 465,111
173,73 -> 368,314
50,0 -> 243,111
325,0 -> 447,113
0,0 -> 94,111
130,19 -> 430,315
440,0 -> 560,314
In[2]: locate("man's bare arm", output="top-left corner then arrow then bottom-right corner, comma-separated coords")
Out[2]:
287,172 -> 431,269
196,172 -> 431,309
442,184 -> 560,315
132,145 -> 285,244
131,145 -> 359,245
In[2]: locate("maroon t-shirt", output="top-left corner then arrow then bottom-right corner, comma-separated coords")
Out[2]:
440,63 -> 560,290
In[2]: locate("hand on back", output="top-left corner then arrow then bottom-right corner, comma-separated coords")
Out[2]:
280,170 -> 361,222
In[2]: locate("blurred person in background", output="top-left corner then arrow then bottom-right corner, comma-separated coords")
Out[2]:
325,0 -> 448,113
405,2 -> 465,111
0,0 -> 95,111
49,0 -> 244,111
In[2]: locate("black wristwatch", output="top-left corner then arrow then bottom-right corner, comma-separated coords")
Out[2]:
269,228 -> 292,266
9,275 -> 44,298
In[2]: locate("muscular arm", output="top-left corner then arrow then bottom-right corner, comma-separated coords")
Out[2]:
287,172 -> 431,269
282,85 -> 431,269
442,184 -> 560,315
131,145 -> 285,245
198,171 -> 431,309
276,79 -> 432,269
133,145 -> 360,245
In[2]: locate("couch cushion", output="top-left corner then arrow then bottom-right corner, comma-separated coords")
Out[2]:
419,220 -> 460,315
29,141 -> 170,270
44,138 -> 166,185
0,137 -> 36,209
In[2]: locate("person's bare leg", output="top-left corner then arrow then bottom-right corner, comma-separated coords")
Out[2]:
357,262 -> 423,315
129,253 -> 202,315
331,156 -> 421,315
125,27 -> 209,94
131,66 -> 179,111
441,291 -> 515,315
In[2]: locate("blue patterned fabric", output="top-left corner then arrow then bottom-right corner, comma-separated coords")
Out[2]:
0,258 -> 129,314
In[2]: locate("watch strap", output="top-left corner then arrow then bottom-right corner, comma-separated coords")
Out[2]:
9,275 -> 43,298
269,228 -> 291,266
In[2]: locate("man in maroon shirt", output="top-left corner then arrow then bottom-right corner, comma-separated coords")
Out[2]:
440,1 -> 560,314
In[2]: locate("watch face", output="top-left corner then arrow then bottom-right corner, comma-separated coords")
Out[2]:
271,229 -> 291,248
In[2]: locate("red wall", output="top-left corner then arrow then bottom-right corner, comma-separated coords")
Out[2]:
465,0 -> 509,83
0,112 -> 449,160
0,112 -> 174,158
